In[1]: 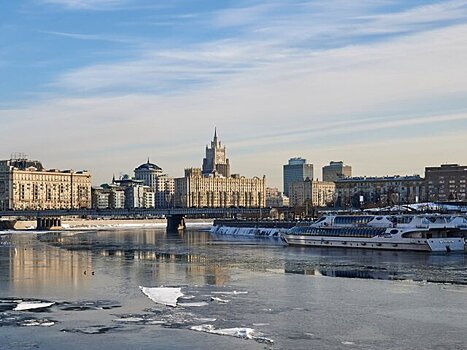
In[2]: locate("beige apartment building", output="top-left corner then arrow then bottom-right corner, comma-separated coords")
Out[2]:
175,168 -> 266,208
288,178 -> 335,208
0,158 -> 91,210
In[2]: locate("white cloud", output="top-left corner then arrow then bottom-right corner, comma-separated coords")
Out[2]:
39,0 -> 127,9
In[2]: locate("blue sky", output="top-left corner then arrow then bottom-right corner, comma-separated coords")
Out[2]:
1,0 -> 467,188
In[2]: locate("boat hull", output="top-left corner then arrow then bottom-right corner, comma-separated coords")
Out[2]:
281,234 -> 465,252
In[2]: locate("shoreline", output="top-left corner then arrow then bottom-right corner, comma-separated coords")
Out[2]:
9,218 -> 214,230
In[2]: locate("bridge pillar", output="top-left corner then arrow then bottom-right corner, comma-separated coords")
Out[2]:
166,215 -> 186,232
36,216 -> 62,230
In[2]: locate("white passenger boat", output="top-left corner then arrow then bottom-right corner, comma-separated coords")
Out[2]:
281,215 -> 467,252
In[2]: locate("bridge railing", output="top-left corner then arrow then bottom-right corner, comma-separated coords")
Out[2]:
0,207 -> 266,218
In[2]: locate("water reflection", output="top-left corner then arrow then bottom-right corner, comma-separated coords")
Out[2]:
0,234 -> 93,296
2,228 -> 467,299
283,246 -> 467,284
37,229 -> 230,287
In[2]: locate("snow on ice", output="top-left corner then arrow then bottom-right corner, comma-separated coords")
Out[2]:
139,286 -> 184,307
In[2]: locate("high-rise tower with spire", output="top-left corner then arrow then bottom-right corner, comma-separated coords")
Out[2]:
202,128 -> 230,177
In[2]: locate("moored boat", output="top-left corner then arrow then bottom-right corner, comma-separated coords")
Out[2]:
281,215 -> 467,252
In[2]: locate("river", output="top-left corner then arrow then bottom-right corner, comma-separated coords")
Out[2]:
1,226 -> 466,349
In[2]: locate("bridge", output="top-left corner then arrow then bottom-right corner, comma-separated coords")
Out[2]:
0,207 -> 268,231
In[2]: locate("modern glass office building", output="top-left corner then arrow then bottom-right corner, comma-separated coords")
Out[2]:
283,157 -> 313,196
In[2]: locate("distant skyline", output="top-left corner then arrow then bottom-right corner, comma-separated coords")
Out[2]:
1,1 -> 467,188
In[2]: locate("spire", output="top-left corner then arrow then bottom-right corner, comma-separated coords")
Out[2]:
213,127 -> 218,142
147,157 -> 150,164
112,174 -> 115,184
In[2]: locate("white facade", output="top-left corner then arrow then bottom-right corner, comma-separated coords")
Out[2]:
124,185 -> 154,209
109,188 -> 125,209
134,160 -> 174,208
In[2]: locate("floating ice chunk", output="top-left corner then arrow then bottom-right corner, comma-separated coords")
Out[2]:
58,300 -> 121,311
210,296 -> 229,303
211,291 -> 248,295
190,324 -> 274,344
139,286 -> 183,307
61,325 -> 121,334
113,317 -> 145,323
20,319 -> 55,327
179,295 -> 195,300
177,302 -> 209,307
14,301 -> 54,311
147,320 -> 165,325
194,317 -> 217,323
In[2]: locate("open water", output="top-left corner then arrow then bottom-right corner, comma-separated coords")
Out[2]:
1,226 -> 467,349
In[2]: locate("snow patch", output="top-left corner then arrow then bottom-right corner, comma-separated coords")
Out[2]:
211,226 -> 282,237
139,286 -> 183,307
190,324 -> 274,344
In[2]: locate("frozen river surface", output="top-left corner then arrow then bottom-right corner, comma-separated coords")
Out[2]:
1,227 -> 467,349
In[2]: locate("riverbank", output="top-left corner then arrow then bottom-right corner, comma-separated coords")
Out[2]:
11,218 -> 213,230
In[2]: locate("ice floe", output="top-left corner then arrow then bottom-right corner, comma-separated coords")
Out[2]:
342,341 -> 355,345
57,300 -> 121,311
113,316 -> 146,323
211,291 -> 248,295
190,324 -> 274,344
19,319 -> 56,327
0,312 -> 57,327
210,296 -> 229,303
112,314 -> 166,325
14,301 -> 54,311
139,286 -> 184,307
61,325 -> 122,334
177,302 -> 209,307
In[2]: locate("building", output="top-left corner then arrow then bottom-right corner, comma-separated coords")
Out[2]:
288,178 -> 335,208
134,160 -> 174,208
91,187 -> 110,209
288,179 -> 311,208
283,157 -> 313,196
202,128 -> 230,178
0,156 -> 91,210
109,187 -> 125,209
175,168 -> 266,208
114,175 -> 155,209
311,181 -> 336,207
335,175 -> 425,208
425,164 -> 467,201
154,174 -> 174,208
175,131 -> 266,208
134,159 -> 163,188
265,187 -> 289,207
322,161 -> 352,182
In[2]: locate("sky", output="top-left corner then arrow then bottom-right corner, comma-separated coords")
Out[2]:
1,0 -> 467,189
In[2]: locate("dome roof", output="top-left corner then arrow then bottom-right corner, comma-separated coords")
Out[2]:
135,159 -> 162,171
